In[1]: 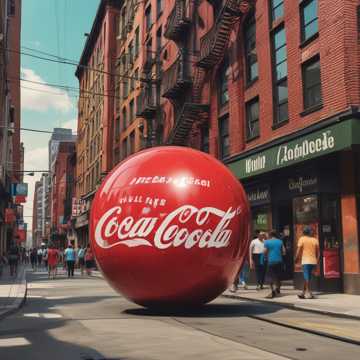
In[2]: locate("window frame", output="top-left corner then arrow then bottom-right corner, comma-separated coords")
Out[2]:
218,58 -> 230,109
300,0 -> 319,45
270,0 -> 284,23
302,55 -> 322,111
246,97 -> 260,141
271,25 -> 289,126
201,126 -> 210,153
218,115 -> 230,160
244,16 -> 258,85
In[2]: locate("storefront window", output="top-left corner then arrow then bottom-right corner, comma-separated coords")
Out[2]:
251,207 -> 271,233
293,195 -> 319,272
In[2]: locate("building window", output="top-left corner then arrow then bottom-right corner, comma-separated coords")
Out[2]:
121,138 -> 127,160
8,0 -> 15,16
244,17 -> 258,84
115,116 -> 120,141
128,40 -> 134,65
130,131 -> 135,155
135,27 -> 140,58
270,0 -> 284,23
157,0 -> 163,18
145,6 -> 152,32
302,56 -> 322,109
272,26 -> 288,125
300,0 -> 318,43
201,126 -> 209,153
122,107 -> 127,130
129,100 -> 135,123
218,58 -> 229,108
246,97 -> 260,140
219,115 -> 230,159
156,27 -> 162,54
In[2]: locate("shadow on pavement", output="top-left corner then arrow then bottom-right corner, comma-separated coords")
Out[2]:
124,301 -> 282,318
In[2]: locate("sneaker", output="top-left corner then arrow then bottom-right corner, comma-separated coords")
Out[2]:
305,293 -> 315,299
265,291 -> 275,299
276,288 -> 281,295
297,293 -> 305,299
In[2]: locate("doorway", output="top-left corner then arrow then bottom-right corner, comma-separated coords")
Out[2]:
278,202 -> 294,280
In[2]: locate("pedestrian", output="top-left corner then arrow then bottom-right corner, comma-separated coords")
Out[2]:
43,246 -> 48,269
84,244 -> 94,276
77,245 -> 85,276
47,244 -> 59,279
37,247 -> 43,268
64,244 -> 76,278
249,231 -> 266,290
8,244 -> 20,277
264,230 -> 286,299
30,248 -> 37,270
295,226 -> 320,299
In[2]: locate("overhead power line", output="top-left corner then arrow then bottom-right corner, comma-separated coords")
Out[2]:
4,46 -> 147,83
8,77 -> 124,101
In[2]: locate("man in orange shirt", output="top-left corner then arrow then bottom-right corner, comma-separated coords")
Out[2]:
295,226 -> 320,299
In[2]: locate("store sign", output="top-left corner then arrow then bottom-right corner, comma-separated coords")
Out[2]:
246,185 -> 271,206
228,118 -> 360,179
288,176 -> 318,194
11,183 -> 28,196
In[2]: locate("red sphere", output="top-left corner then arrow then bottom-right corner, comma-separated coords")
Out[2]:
90,146 -> 250,308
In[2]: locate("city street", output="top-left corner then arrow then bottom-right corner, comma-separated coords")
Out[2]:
0,270 -> 359,360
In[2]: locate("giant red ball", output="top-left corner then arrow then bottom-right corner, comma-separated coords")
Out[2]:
90,146 -> 250,308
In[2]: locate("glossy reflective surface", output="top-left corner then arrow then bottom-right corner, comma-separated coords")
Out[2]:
90,146 -> 250,308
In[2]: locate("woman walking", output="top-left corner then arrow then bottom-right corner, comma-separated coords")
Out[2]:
47,244 -> 59,279
84,244 -> 94,276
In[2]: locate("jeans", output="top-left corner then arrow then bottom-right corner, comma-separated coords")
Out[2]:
252,254 -> 266,286
67,260 -> 75,277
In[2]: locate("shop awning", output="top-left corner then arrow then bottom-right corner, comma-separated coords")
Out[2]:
227,118 -> 360,180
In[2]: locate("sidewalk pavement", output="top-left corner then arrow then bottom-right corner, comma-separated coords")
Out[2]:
223,285 -> 360,320
0,265 -> 27,319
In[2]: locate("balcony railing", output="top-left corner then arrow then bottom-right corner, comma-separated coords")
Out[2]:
162,56 -> 192,99
167,103 -> 209,145
136,86 -> 157,119
197,0 -> 251,69
164,0 -> 191,41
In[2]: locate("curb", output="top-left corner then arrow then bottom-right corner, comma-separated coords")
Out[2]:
222,293 -> 360,321
0,268 -> 27,320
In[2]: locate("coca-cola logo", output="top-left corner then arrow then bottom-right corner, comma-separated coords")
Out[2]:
95,205 -> 241,250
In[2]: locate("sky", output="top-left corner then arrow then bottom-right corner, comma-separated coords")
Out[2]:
21,0 -> 100,246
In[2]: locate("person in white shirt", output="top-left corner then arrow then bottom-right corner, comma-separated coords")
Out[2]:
249,231 -> 266,290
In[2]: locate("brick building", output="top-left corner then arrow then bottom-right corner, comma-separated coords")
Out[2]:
77,0 -> 360,294
160,0 -> 360,294
0,0 -> 22,254
75,0 -> 121,245
51,142 -> 76,248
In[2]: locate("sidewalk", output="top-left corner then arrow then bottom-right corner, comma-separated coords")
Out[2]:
223,285 -> 360,320
0,265 -> 27,319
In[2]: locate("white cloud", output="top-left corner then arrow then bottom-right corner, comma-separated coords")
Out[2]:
62,118 -> 78,133
21,68 -> 73,113
23,146 -> 49,244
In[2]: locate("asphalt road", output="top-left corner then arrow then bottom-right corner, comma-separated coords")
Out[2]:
0,270 -> 359,360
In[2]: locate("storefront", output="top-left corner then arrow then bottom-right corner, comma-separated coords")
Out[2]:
227,117 -> 360,294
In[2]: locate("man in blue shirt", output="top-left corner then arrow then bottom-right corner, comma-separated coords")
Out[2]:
264,230 -> 286,298
64,244 -> 76,278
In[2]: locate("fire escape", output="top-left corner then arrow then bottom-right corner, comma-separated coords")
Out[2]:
164,0 -> 253,145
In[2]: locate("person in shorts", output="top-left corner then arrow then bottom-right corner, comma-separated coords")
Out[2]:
296,226 -> 320,299
264,230 -> 286,299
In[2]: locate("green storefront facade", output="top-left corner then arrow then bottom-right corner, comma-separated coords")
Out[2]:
226,117 -> 360,294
